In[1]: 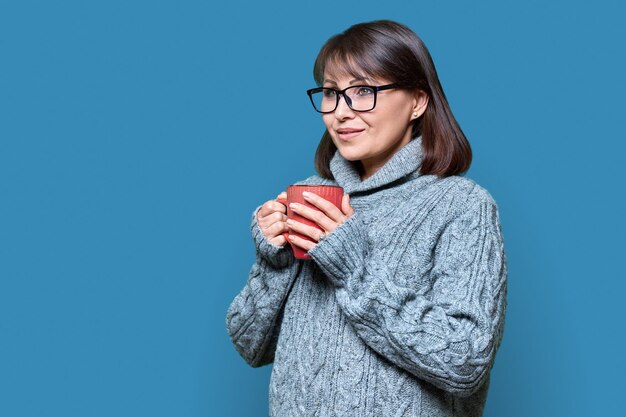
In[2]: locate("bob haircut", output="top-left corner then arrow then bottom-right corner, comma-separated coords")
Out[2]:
312,20 -> 472,178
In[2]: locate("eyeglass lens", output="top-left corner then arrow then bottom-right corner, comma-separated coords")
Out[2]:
310,86 -> 376,112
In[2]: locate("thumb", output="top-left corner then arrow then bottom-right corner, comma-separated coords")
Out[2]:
342,194 -> 354,216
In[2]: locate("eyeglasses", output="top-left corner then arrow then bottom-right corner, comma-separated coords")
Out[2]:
306,83 -> 399,113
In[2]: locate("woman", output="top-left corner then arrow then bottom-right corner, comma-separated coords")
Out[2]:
226,20 -> 507,417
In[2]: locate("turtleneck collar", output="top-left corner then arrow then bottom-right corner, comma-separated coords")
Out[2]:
329,136 -> 424,195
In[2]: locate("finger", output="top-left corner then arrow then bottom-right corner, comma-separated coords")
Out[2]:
267,211 -> 288,224
276,191 -> 287,199
259,200 -> 287,219
269,234 -> 287,247
259,211 -> 288,230
260,221 -> 286,242
287,233 -> 316,252
272,200 -> 288,213
342,194 -> 354,216
257,201 -> 275,218
286,219 -> 324,242
266,220 -> 288,239
289,202 -> 335,232
302,192 -> 345,223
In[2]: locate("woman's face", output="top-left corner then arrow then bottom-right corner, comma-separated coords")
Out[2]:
321,70 -> 428,180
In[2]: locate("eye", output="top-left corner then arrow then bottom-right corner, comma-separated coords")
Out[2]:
354,86 -> 375,96
322,88 -> 337,98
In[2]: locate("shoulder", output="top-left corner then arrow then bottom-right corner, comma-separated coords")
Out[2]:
448,176 -> 498,209
436,176 -> 504,236
414,175 -> 499,211
403,175 -> 502,232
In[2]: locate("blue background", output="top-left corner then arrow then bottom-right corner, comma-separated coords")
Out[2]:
1,0 -> 624,416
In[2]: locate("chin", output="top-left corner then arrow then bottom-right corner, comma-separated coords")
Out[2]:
336,146 -> 365,162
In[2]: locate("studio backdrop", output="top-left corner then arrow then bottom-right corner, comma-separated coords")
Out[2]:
1,1 -> 624,416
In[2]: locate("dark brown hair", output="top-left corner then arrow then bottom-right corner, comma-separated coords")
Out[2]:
312,20 -> 472,178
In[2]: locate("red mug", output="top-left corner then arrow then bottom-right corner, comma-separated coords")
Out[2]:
277,185 -> 344,259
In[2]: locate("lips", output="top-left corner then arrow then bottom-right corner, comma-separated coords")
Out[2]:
336,128 -> 365,141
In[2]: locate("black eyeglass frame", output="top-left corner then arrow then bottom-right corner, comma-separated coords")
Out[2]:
306,83 -> 400,113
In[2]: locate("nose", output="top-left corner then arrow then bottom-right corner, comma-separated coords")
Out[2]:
334,93 -> 355,120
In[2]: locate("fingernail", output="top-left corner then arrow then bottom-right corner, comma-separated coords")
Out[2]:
286,219 -> 293,226
290,203 -> 297,209
302,191 -> 311,198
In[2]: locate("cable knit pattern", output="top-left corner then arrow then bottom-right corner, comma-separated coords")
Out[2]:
226,136 -> 508,416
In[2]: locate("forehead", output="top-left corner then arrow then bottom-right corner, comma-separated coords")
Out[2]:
322,54 -> 382,83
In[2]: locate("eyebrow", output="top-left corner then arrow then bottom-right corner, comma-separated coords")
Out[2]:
323,78 -> 371,86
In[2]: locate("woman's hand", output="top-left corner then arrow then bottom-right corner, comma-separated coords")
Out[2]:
257,191 -> 289,247
286,191 -> 354,252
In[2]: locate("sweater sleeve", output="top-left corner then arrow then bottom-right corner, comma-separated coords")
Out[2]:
307,198 -> 507,397
225,207 -> 301,367
250,204 -> 293,269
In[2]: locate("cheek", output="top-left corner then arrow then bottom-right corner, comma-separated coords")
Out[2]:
377,105 -> 408,132
322,115 -> 334,130
363,112 -> 407,143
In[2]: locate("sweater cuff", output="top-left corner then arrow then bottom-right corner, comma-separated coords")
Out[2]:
308,213 -> 369,287
251,205 -> 294,269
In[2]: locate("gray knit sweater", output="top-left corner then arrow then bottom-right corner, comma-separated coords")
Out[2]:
226,136 -> 507,417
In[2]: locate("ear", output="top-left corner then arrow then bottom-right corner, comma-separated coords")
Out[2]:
411,89 -> 429,120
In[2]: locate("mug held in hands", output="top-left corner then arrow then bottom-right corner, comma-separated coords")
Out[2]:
277,185 -> 344,259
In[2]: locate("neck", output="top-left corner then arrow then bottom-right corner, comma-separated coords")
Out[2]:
358,134 -> 413,180
329,135 -> 424,195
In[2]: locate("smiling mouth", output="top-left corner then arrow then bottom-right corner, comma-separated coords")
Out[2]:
336,129 -> 365,140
